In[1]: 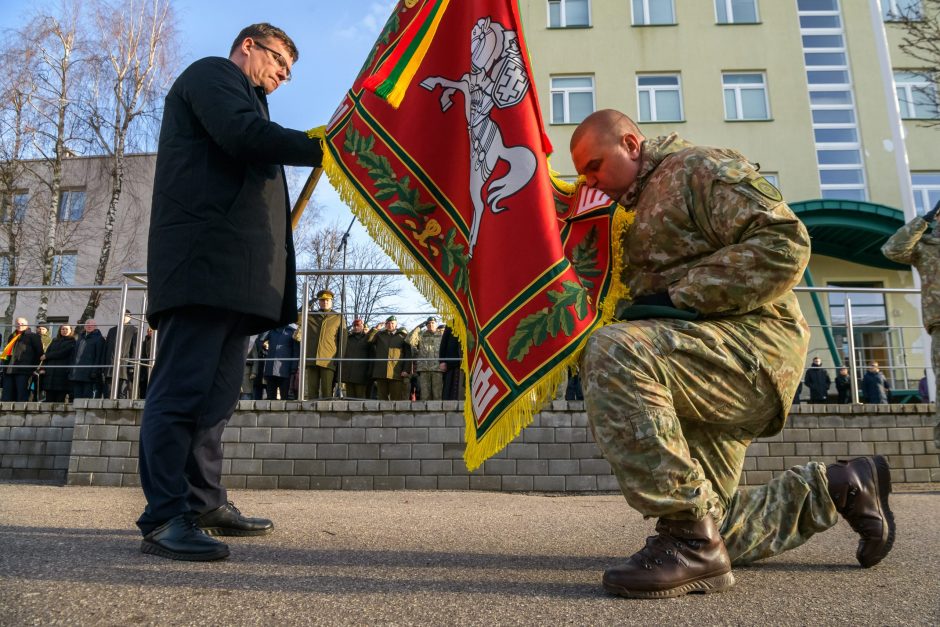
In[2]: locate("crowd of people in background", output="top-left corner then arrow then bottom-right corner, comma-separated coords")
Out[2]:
241,289 -> 466,402
795,356 -> 931,405
0,311 -> 153,403
2,310 -> 933,407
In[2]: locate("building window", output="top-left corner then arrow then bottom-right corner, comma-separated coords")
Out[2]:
548,0 -> 590,27
636,75 -> 683,122
550,76 -> 595,124
52,252 -> 77,286
882,0 -> 921,20
631,0 -> 675,26
912,172 -> 940,216
58,190 -> 86,222
1,191 -> 27,223
895,71 -> 938,119
715,0 -> 758,24
762,172 -> 780,189
722,72 -> 769,120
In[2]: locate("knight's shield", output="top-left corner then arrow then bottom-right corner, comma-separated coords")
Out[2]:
492,51 -> 529,109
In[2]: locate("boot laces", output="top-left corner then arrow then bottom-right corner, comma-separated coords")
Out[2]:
637,534 -> 687,569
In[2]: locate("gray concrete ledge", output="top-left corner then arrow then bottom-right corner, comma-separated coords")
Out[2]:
0,400 -> 937,489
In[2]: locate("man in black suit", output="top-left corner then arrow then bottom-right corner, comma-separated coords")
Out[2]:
138,23 -> 323,561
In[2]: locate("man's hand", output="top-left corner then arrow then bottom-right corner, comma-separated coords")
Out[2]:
924,200 -> 939,223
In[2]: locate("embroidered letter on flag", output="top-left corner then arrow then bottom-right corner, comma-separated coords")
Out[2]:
314,0 -> 631,469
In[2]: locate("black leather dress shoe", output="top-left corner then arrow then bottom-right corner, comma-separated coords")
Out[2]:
140,515 -> 230,561
196,502 -> 274,537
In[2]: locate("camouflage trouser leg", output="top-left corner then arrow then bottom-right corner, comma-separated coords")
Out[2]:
932,328 -> 940,448
418,371 -> 443,400
582,320 -> 837,560
720,462 -> 837,564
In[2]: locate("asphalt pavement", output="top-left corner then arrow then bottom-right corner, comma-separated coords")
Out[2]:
1,483 -> 938,625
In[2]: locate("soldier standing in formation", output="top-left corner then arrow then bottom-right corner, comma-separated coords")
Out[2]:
368,316 -> 411,401
406,316 -> 445,400
296,289 -> 346,399
570,109 -> 895,598
882,201 -> 939,446
341,318 -> 372,398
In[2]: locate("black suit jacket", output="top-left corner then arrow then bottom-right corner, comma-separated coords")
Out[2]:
147,57 -> 323,334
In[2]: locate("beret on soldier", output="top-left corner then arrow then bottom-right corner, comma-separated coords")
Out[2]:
386,315 -> 397,322
426,316 -> 436,323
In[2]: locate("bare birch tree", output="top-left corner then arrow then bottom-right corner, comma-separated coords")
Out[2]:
77,0 -> 178,321
22,6 -> 87,323
0,39 -> 40,329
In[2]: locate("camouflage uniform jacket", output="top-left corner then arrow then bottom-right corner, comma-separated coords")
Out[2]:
882,217 -> 940,333
617,134 -> 811,431
405,327 -> 444,372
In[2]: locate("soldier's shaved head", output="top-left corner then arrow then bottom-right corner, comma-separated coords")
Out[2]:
570,109 -> 644,152
569,109 -> 645,201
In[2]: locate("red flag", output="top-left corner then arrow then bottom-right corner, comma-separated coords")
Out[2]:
314,0 -> 631,468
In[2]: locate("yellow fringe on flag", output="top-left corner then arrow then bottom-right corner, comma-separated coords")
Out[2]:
308,127 -> 631,470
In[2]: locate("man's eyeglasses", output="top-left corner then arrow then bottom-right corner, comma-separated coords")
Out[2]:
253,40 -> 292,82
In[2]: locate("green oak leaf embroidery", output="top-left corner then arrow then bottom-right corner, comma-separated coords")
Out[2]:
507,280 -> 589,362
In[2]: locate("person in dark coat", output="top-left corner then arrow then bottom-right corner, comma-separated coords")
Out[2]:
438,323 -> 463,401
341,318 -> 372,398
41,325 -> 77,403
105,310 -> 139,399
261,325 -> 298,400
1,317 -> 45,402
861,362 -> 890,404
803,357 -> 831,403
136,23 -> 323,562
835,366 -> 852,404
69,320 -> 107,400
138,327 -> 154,400
246,333 -> 267,400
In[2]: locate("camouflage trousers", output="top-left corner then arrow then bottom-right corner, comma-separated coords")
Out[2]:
582,319 -> 838,565
417,371 -> 443,401
932,328 -> 940,448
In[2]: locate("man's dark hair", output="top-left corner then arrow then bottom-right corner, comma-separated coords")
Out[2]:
230,23 -> 299,62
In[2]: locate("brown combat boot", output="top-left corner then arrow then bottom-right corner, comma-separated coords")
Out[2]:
602,516 -> 735,599
827,455 -> 896,568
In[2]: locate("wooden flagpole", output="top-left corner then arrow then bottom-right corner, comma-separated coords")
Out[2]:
290,166 -> 324,230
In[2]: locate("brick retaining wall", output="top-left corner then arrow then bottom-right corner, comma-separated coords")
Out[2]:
1,400 -> 937,488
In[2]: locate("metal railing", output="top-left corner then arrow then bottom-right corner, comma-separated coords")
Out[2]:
1,277 -> 933,404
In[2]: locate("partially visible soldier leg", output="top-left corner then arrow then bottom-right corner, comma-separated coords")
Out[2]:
375,379 -> 391,401
347,383 -> 367,398
933,328 -> 940,448
305,367 -> 321,399
318,367 -> 335,398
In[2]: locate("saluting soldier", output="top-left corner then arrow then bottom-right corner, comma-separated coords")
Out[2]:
296,289 -> 346,398
406,316 -> 444,400
368,316 -> 411,401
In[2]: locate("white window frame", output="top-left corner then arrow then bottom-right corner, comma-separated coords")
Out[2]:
882,0 -> 922,21
761,172 -> 780,189
52,252 -> 78,286
57,189 -> 86,222
631,0 -> 676,26
547,0 -> 591,28
911,172 -> 940,216
1,191 -> 27,223
550,75 -> 595,124
636,74 -> 683,122
722,72 -> 770,120
715,0 -> 759,24
895,71 -> 938,119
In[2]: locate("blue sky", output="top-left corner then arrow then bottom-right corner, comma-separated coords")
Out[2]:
1,0 -> 434,322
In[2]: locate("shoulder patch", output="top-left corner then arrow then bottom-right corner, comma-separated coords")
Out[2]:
748,177 -> 783,203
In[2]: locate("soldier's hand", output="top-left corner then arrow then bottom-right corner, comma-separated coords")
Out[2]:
924,200 -> 939,223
